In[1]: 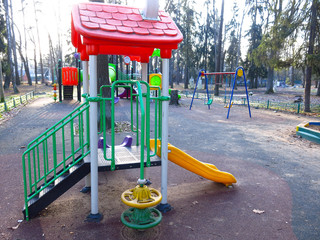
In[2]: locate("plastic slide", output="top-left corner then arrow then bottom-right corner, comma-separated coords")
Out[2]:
150,140 -> 236,186
108,64 -> 117,82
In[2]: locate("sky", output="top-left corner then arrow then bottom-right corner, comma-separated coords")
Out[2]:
10,0 -> 245,62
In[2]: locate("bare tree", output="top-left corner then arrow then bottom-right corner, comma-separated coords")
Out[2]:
0,61 -> 4,102
48,34 -> 57,83
29,30 -> 38,85
3,0 -> 18,93
304,0 -> 317,112
214,0 -> 224,96
32,0 -> 45,83
9,0 -> 20,86
15,25 -> 32,86
20,0 -> 32,85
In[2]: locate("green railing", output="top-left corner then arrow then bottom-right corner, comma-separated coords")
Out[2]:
0,91 -> 34,113
22,101 -> 90,220
91,80 -> 162,173
183,91 -> 320,114
23,79 -> 163,220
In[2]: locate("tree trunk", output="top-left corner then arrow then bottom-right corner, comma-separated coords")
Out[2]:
302,66 -> 306,88
0,62 -> 5,102
9,0 -> 20,86
97,55 -> 111,131
265,66 -> 274,94
304,0 -> 317,112
3,0 -> 13,90
169,90 -> 179,106
249,77 -> 254,89
21,0 -> 31,85
169,56 -> 174,88
34,48 -> 38,85
290,66 -> 294,86
204,2 -> 209,71
254,78 -> 258,88
236,3 -> 245,68
214,0 -> 224,96
33,0 -> 45,83
17,47 -> 32,86
316,81 -> 320,96
48,34 -> 57,84
176,50 -> 181,85
185,14 -> 189,90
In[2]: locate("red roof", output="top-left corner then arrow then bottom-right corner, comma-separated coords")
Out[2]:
71,3 -> 183,62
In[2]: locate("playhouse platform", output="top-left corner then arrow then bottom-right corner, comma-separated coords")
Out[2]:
97,146 -> 161,171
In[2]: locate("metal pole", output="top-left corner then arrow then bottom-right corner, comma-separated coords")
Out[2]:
82,61 -> 91,191
141,63 -> 148,180
58,60 -> 62,102
77,59 -> 81,102
87,55 -> 102,222
205,74 -> 210,109
159,58 -> 171,212
189,70 -> 202,110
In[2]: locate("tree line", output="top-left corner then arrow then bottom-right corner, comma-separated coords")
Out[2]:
1,0 -> 319,112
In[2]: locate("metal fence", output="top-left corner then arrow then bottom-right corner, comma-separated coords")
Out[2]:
183,91 -> 320,114
0,91 -> 34,113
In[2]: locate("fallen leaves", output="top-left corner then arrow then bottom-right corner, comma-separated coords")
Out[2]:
9,220 -> 23,230
253,209 -> 265,215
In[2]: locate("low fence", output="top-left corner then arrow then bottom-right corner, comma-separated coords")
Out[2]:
183,91 -> 320,114
0,91 -> 34,113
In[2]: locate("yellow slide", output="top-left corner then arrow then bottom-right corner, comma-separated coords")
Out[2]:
150,139 -> 237,186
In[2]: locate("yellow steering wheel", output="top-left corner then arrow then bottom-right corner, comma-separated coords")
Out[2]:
121,185 -> 162,209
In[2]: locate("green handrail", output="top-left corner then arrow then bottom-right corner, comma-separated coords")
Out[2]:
98,80 -> 149,171
23,80 -> 164,220
22,101 -> 90,220
97,80 -> 162,170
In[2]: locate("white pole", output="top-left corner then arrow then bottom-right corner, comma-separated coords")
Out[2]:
161,58 -> 169,204
141,63 -> 148,88
143,0 -> 159,19
141,63 -> 148,180
141,62 -> 148,100
88,55 -> 100,219
82,61 -> 91,189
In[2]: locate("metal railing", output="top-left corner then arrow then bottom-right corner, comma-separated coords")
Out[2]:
22,101 -> 90,220
0,91 -> 34,113
90,80 -> 162,173
183,91 -> 319,114
22,80 -> 163,220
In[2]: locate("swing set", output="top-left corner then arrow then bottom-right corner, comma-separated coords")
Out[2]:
189,69 -> 235,110
189,67 -> 252,119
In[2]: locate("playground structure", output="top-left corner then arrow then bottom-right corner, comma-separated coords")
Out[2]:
189,67 -> 252,119
21,2 -> 236,229
57,60 -> 82,102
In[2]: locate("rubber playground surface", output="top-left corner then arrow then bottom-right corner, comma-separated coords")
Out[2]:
0,96 -> 319,240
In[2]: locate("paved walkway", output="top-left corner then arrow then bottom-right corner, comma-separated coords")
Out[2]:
0,96 -> 319,240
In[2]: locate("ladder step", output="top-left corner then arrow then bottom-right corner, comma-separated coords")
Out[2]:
54,174 -> 68,185
39,185 -> 54,198
23,161 -> 90,220
27,196 -> 39,207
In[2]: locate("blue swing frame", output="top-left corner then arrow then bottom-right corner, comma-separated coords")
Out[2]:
189,69 -> 212,110
226,66 -> 252,119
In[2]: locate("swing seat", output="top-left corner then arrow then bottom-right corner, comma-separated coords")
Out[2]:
224,102 -> 233,108
204,99 -> 213,105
